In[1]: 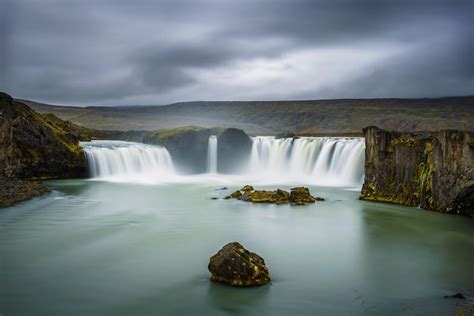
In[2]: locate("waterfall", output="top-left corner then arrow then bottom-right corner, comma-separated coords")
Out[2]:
248,137 -> 365,186
81,141 -> 175,182
80,137 -> 365,187
207,135 -> 218,173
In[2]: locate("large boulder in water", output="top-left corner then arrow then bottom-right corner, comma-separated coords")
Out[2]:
289,187 -> 323,204
208,242 -> 271,287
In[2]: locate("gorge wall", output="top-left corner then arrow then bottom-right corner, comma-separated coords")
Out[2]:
143,127 -> 252,174
0,92 -> 89,207
0,92 -> 87,179
360,126 -> 474,217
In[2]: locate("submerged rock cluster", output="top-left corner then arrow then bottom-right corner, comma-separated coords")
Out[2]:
208,242 -> 271,287
225,185 -> 324,205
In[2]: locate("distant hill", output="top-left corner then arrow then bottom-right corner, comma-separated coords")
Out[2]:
19,96 -> 474,135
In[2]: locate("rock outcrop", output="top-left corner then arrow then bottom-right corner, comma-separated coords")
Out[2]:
208,242 -> 271,287
225,185 -> 324,205
143,126 -> 212,173
360,126 -> 474,217
144,126 -> 252,174
0,92 -> 91,207
217,128 -> 253,173
0,92 -> 86,179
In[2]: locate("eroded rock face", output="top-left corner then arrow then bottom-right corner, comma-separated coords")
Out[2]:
208,242 -> 271,287
225,185 -> 324,205
217,128 -> 252,174
143,126 -> 212,174
360,126 -> 474,217
0,92 -> 86,179
143,127 -> 252,174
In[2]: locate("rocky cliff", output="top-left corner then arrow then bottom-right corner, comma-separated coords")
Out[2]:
143,126 -> 212,173
217,128 -> 253,173
0,92 -> 87,179
360,126 -> 473,217
143,126 -> 252,173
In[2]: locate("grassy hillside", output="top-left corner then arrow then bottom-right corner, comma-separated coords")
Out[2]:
20,96 -> 474,135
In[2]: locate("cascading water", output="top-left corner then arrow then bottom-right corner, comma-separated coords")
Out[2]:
81,137 -> 365,187
207,135 -> 218,173
81,140 -> 175,183
248,137 -> 365,187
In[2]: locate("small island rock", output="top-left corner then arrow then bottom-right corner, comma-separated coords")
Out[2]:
225,185 -> 324,205
208,242 -> 271,287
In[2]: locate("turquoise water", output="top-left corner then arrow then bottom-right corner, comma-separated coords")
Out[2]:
1,179 -> 473,315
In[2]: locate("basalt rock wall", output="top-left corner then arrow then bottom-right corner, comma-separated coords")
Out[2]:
360,126 -> 473,217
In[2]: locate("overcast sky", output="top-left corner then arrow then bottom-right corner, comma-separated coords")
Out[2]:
0,0 -> 473,106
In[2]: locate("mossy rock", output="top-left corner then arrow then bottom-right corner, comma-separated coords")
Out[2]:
289,187 -> 323,204
0,92 -> 86,179
241,185 -> 254,193
0,177 -> 50,208
225,190 -> 242,199
208,242 -> 271,287
225,185 -> 323,205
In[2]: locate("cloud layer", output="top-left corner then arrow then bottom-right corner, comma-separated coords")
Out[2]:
1,0 -> 473,105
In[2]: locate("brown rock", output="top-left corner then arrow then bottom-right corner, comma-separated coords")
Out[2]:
289,187 -> 317,204
0,177 -> 50,208
241,185 -> 254,193
360,126 -> 474,217
208,242 -> 271,287
0,92 -> 86,179
225,185 -> 324,205
225,190 -> 242,199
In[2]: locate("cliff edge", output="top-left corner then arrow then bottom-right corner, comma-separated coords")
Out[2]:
0,92 -> 89,207
360,126 -> 473,217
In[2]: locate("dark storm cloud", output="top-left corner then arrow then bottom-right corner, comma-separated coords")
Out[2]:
1,0 -> 472,105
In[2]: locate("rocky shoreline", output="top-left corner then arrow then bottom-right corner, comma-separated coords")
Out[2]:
0,177 -> 50,208
0,92 -> 89,208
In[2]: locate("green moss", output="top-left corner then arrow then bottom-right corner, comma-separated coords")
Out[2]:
388,135 -> 418,151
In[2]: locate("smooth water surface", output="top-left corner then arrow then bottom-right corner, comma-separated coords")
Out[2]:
1,179 -> 473,315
